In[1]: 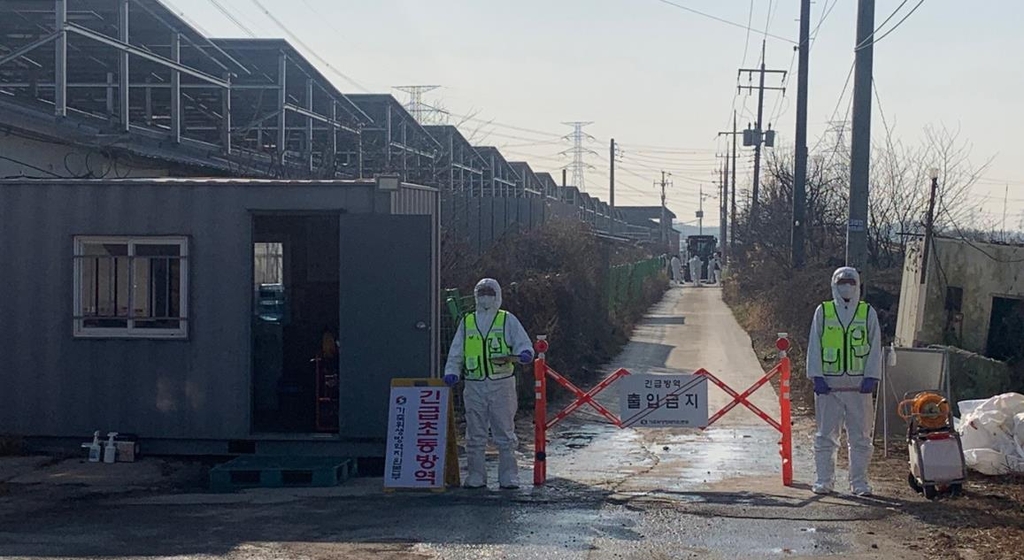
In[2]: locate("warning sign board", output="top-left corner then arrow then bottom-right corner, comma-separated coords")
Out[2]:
384,380 -> 458,490
619,374 -> 709,428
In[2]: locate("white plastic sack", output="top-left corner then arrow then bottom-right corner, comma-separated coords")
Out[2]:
957,392 -> 1024,475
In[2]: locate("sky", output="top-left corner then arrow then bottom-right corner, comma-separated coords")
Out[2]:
166,0 -> 1024,229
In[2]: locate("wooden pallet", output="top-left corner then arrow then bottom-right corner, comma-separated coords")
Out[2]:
209,456 -> 356,492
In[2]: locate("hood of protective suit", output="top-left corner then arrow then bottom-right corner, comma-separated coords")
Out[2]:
472,278 -> 503,338
831,266 -> 861,309
474,278 -> 503,311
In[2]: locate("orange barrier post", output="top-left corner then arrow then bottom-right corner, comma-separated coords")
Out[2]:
533,336 -> 549,486
777,333 -> 794,487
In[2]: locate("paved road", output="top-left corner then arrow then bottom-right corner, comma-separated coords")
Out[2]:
0,286 -> 938,560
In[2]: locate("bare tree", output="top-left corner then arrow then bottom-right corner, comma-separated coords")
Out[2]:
745,124 -> 990,270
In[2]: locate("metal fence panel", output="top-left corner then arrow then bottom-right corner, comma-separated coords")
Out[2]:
874,347 -> 948,446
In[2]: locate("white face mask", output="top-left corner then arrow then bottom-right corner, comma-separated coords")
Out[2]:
836,284 -> 858,301
477,295 -> 497,310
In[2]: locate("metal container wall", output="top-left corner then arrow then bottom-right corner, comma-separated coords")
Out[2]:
0,178 -> 437,443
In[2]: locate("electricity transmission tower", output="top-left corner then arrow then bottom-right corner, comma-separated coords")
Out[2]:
394,85 -> 441,124
561,121 -> 596,191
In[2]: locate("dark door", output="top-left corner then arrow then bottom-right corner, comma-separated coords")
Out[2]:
338,214 -> 433,439
987,296 -> 1024,362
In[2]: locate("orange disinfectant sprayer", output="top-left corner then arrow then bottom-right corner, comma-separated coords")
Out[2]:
898,391 -> 966,499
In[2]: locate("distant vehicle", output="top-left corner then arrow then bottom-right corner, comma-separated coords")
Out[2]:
684,235 -> 717,282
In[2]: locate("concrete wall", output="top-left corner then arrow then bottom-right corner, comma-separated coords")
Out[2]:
943,346 -> 1018,408
896,237 -> 1024,355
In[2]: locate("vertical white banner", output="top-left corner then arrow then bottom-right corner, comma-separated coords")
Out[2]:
384,386 -> 450,489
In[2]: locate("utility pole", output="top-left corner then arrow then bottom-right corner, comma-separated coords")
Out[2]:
697,184 -> 704,236
847,0 -> 875,270
721,155 -> 729,256
657,171 -> 672,253
731,111 -> 737,255
792,0 -> 811,269
718,116 -> 742,260
609,138 -> 616,217
919,169 -> 939,285
738,41 -> 786,222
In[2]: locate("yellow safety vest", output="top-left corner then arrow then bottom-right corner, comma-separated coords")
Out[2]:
463,311 -> 514,380
821,301 -> 871,375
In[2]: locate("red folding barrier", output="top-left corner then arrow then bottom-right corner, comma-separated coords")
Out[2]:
532,333 -> 793,487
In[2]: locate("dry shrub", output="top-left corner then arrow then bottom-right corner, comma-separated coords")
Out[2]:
444,221 -> 667,388
724,254 -> 902,412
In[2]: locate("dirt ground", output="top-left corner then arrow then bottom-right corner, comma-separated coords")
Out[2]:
742,333 -> 1024,560
869,447 -> 1024,560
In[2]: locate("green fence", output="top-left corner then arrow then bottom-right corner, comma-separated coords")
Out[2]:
606,256 -> 667,315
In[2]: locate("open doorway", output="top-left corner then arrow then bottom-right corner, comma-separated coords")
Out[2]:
252,214 -> 340,434
987,296 -> 1024,363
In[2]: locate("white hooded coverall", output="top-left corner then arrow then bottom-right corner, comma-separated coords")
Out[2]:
670,256 -> 682,284
444,278 -> 533,488
688,256 -> 702,285
805,267 -> 882,494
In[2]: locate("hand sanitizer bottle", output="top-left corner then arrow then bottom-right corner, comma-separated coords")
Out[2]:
103,432 -> 119,464
88,431 -> 102,463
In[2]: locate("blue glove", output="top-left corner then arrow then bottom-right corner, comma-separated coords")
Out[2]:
518,350 -> 533,364
860,377 -> 878,394
443,374 -> 459,387
813,377 -> 830,395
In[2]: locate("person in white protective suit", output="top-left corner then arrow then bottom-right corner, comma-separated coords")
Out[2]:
688,254 -> 703,286
443,279 -> 534,489
670,255 -> 683,285
806,267 -> 882,496
710,252 -> 722,285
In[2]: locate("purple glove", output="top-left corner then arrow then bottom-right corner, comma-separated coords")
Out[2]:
518,350 -> 533,364
860,377 -> 878,394
813,377 -> 831,395
443,374 -> 459,387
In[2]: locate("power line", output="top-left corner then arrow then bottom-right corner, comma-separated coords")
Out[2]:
206,0 -> 257,37
873,0 -> 911,36
248,0 -> 370,92
938,197 -> 1024,263
767,48 -> 798,126
809,60 -> 855,154
856,0 -> 927,51
740,0 -> 755,67
445,113 -> 564,139
810,0 -> 839,44
654,0 -> 797,44
764,0 -> 776,42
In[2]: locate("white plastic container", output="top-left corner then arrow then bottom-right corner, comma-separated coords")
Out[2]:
103,432 -> 118,464
87,431 -> 102,463
910,437 -> 965,483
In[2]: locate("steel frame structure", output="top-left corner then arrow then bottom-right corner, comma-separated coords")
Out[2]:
0,0 -> 646,229
423,124 -> 485,194
474,146 -> 520,198
0,0 -> 367,179
343,94 -> 441,187
509,162 -> 544,198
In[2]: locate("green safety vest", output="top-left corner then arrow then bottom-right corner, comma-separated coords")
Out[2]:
821,301 -> 871,375
463,311 -> 514,380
